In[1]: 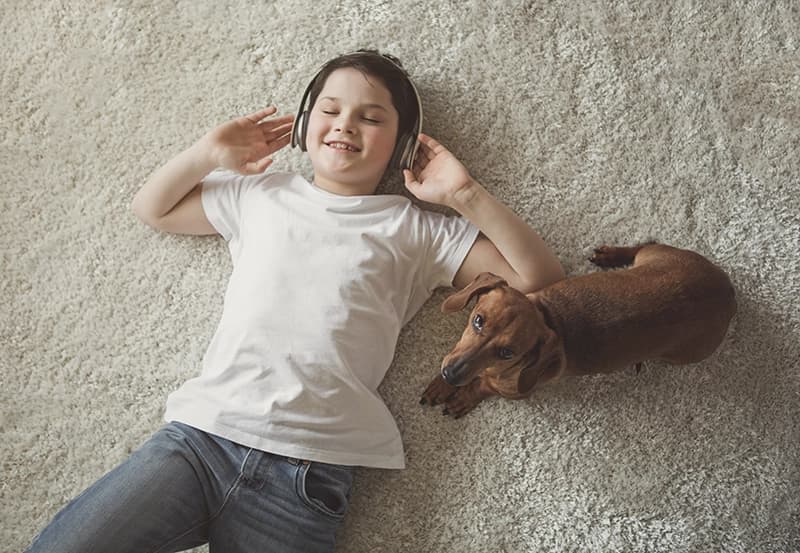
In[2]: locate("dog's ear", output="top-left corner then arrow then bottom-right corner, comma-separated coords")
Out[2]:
517,333 -> 564,395
442,272 -> 507,313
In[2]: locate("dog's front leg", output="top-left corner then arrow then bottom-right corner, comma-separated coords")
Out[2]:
420,374 -> 458,406
443,378 -> 495,418
421,375 -> 494,418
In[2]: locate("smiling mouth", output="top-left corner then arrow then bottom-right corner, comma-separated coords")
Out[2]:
325,141 -> 361,152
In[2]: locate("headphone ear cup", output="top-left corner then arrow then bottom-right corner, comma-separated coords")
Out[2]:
391,133 -> 409,171
300,111 -> 312,152
292,111 -> 310,151
291,111 -> 302,149
398,133 -> 419,171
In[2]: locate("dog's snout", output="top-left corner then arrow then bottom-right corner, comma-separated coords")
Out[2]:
442,359 -> 470,386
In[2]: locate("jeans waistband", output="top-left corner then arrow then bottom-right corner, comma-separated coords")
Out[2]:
285,457 -> 311,466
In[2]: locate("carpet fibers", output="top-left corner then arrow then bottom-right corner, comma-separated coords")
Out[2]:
2,1 -> 798,551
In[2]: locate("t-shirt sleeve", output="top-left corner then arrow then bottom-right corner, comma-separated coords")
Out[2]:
200,169 -> 261,242
418,210 -> 480,292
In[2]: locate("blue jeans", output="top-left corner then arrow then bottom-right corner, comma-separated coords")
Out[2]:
24,422 -> 355,553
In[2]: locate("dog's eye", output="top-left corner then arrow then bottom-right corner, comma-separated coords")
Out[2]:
499,347 -> 515,360
472,314 -> 484,332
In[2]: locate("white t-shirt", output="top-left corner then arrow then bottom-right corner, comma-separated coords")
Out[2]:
164,170 -> 479,469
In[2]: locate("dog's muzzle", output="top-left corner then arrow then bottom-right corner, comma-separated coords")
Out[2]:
441,357 -> 473,386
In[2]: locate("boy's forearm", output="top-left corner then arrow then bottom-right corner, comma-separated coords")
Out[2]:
450,179 -> 565,290
131,140 -> 217,222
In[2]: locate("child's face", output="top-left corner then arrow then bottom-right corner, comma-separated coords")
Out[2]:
306,67 -> 399,195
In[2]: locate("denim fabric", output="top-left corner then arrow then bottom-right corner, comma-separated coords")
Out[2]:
24,422 -> 354,553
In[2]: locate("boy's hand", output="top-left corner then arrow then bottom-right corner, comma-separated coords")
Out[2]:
403,133 -> 480,209
199,106 -> 295,175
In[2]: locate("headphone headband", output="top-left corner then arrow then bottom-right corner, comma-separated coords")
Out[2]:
290,51 -> 423,171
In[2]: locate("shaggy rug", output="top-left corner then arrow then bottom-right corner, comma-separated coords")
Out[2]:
2,1 -> 798,551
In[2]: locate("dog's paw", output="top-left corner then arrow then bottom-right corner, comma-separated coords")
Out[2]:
420,374 -> 457,406
442,388 -> 483,419
589,245 -> 637,268
422,377 -> 486,419
589,245 -> 617,267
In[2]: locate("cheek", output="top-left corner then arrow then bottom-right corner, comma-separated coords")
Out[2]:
304,118 -> 329,163
368,128 -> 398,156
305,115 -> 325,143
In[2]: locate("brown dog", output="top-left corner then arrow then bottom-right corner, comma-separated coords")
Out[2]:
421,243 -> 736,418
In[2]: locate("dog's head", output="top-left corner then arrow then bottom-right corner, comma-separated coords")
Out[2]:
440,272 -> 564,398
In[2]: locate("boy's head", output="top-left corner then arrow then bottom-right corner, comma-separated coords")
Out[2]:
291,50 -> 422,195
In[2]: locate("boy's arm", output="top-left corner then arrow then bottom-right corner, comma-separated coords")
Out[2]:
404,134 -> 565,294
131,142 -> 218,234
131,106 -> 294,234
447,185 -> 564,292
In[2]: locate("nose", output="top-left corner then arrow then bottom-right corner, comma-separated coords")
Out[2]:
333,123 -> 354,134
442,358 -> 470,386
333,112 -> 357,134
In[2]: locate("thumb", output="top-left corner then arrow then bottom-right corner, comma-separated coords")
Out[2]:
243,157 -> 273,175
403,169 -> 420,194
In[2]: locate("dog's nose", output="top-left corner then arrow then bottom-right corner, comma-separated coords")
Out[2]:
442,360 -> 467,386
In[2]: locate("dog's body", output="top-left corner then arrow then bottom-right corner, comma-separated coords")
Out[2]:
421,243 -> 737,417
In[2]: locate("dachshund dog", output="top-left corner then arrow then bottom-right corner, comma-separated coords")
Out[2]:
421,243 -> 736,418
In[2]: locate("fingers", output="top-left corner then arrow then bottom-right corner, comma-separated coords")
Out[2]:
239,127 -> 292,175
245,105 -> 278,123
243,105 -> 295,142
414,134 -> 442,166
258,116 -> 295,150
261,120 -> 295,142
412,152 -> 427,175
258,114 -> 296,131
265,129 -> 292,154
415,140 -> 433,162
418,133 -> 446,155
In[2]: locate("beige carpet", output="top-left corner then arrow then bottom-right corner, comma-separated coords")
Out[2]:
2,1 -> 799,551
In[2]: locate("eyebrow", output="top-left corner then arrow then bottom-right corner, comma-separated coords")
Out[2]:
319,96 -> 389,112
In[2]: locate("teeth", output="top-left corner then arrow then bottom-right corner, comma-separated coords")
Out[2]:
327,142 -> 358,152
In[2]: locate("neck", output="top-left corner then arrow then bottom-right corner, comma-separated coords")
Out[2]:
312,174 -> 379,196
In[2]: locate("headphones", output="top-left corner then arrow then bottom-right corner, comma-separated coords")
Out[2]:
290,51 -> 423,171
